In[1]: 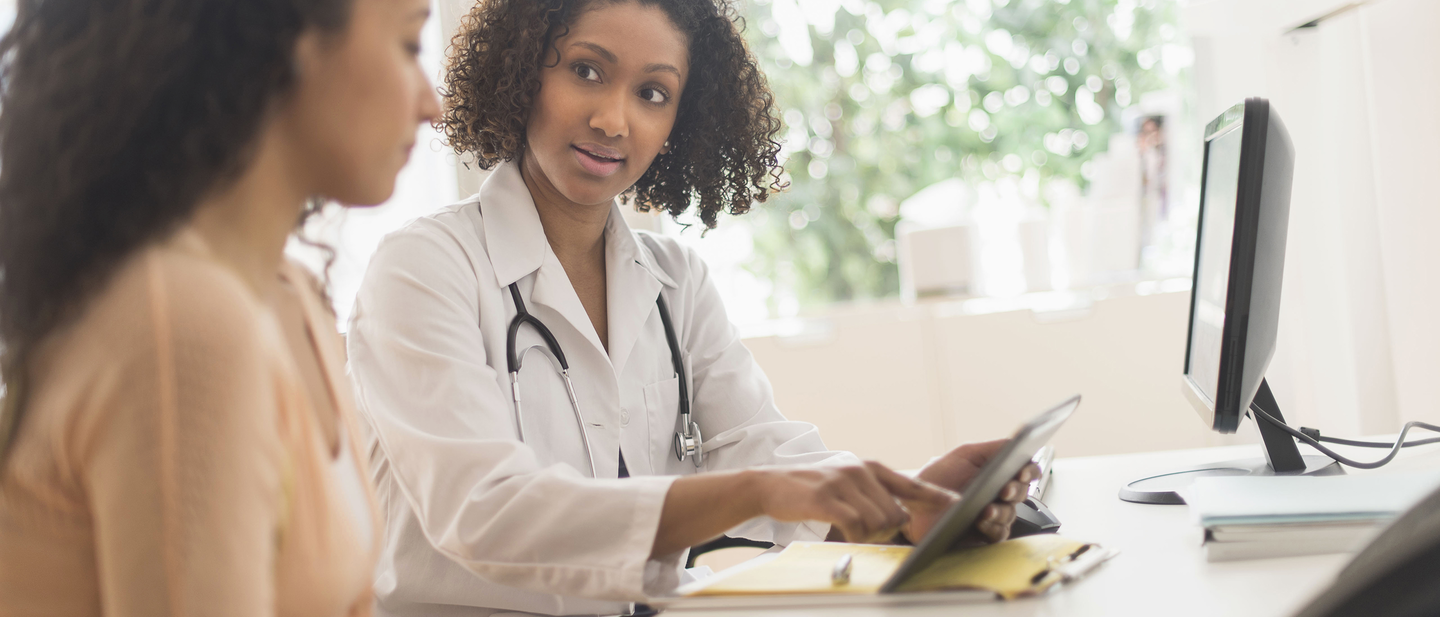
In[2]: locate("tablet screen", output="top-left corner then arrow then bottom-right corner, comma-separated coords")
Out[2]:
879,395 -> 1081,593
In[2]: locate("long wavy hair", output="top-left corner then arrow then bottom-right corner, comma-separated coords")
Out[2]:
440,0 -> 787,229
0,0 -> 352,461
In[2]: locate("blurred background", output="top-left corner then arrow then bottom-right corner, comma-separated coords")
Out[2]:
290,0 -> 1200,328
5,0 -> 1436,468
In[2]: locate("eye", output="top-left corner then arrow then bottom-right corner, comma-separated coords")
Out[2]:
640,87 -> 669,104
404,38 -> 422,57
574,63 -> 601,83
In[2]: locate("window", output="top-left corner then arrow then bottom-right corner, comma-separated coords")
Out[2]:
669,0 -> 1194,326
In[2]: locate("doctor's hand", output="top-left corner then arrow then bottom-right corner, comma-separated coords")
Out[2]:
652,462 -> 956,558
912,439 -> 1040,544
755,462 -> 956,544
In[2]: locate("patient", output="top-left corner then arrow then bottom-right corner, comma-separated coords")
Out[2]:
0,0 -> 437,614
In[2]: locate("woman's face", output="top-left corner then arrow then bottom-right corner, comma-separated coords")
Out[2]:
523,1 -> 690,207
281,0 -> 440,206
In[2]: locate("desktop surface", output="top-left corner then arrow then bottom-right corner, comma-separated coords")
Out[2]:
662,440 -> 1440,617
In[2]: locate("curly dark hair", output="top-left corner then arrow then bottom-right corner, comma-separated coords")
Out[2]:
0,0 -> 351,457
440,0 -> 786,229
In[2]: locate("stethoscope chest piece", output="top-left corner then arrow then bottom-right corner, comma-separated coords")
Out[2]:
673,420 -> 703,467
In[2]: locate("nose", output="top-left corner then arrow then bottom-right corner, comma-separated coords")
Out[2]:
418,79 -> 441,125
589,86 -> 629,139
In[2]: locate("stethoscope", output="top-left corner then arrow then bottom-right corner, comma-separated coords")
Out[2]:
505,283 -> 703,478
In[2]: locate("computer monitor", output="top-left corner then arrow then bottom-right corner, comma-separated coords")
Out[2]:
1183,98 -> 1296,437
1121,98 -> 1341,505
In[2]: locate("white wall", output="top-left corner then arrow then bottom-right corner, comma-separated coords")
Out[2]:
744,286 -> 1248,469
1363,0 -> 1440,429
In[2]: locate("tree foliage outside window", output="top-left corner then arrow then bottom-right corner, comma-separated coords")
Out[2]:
734,0 -> 1184,311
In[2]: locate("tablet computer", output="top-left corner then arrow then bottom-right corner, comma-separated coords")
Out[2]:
879,394 -> 1081,592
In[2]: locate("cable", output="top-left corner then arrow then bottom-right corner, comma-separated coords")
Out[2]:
1249,403 -> 1440,470
1299,430 -> 1440,449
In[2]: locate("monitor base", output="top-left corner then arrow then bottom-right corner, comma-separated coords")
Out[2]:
1122,377 -> 1342,505
1118,455 -> 1342,505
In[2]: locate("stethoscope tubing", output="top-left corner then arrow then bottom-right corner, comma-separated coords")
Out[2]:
507,343 -> 595,475
655,293 -> 691,428
505,282 -> 699,478
506,284 -> 566,373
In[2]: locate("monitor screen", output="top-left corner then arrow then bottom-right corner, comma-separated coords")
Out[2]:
1187,122 -> 1244,407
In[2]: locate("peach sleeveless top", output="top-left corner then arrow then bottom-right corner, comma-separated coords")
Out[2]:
0,228 -> 378,616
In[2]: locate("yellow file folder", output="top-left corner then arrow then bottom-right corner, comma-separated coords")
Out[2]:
690,535 -> 1110,600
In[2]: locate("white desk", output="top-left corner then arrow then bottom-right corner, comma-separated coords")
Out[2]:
665,441 -> 1440,617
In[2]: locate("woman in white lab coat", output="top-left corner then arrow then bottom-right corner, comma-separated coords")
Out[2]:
347,0 -> 1037,615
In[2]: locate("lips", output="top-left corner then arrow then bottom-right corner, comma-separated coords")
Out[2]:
572,143 -> 625,177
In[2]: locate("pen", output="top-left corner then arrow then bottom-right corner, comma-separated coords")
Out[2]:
832,553 -> 853,585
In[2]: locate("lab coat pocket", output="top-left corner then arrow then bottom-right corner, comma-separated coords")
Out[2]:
643,375 -> 681,473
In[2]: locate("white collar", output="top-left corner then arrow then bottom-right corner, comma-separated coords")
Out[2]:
478,160 -> 677,291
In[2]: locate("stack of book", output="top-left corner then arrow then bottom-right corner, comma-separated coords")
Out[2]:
1186,471 -> 1440,562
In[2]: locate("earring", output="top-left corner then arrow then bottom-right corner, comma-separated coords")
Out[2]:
664,140 -> 672,149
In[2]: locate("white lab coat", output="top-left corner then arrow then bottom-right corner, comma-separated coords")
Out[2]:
347,161 -> 858,617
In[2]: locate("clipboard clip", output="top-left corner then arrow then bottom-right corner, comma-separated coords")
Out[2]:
831,553 -> 853,585
1029,543 -> 1116,586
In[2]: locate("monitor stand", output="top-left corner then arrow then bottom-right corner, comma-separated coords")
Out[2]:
1119,379 -> 1343,505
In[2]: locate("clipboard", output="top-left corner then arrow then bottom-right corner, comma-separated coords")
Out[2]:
652,535 -> 1116,609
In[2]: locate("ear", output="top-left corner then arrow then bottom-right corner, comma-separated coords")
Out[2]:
290,29 -> 326,83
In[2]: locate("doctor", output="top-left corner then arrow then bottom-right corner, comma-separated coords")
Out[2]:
347,0 -> 1037,614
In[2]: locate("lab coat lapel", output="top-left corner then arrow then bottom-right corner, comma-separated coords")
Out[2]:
476,161 -> 610,362
605,203 -> 676,380
478,161 -> 547,289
